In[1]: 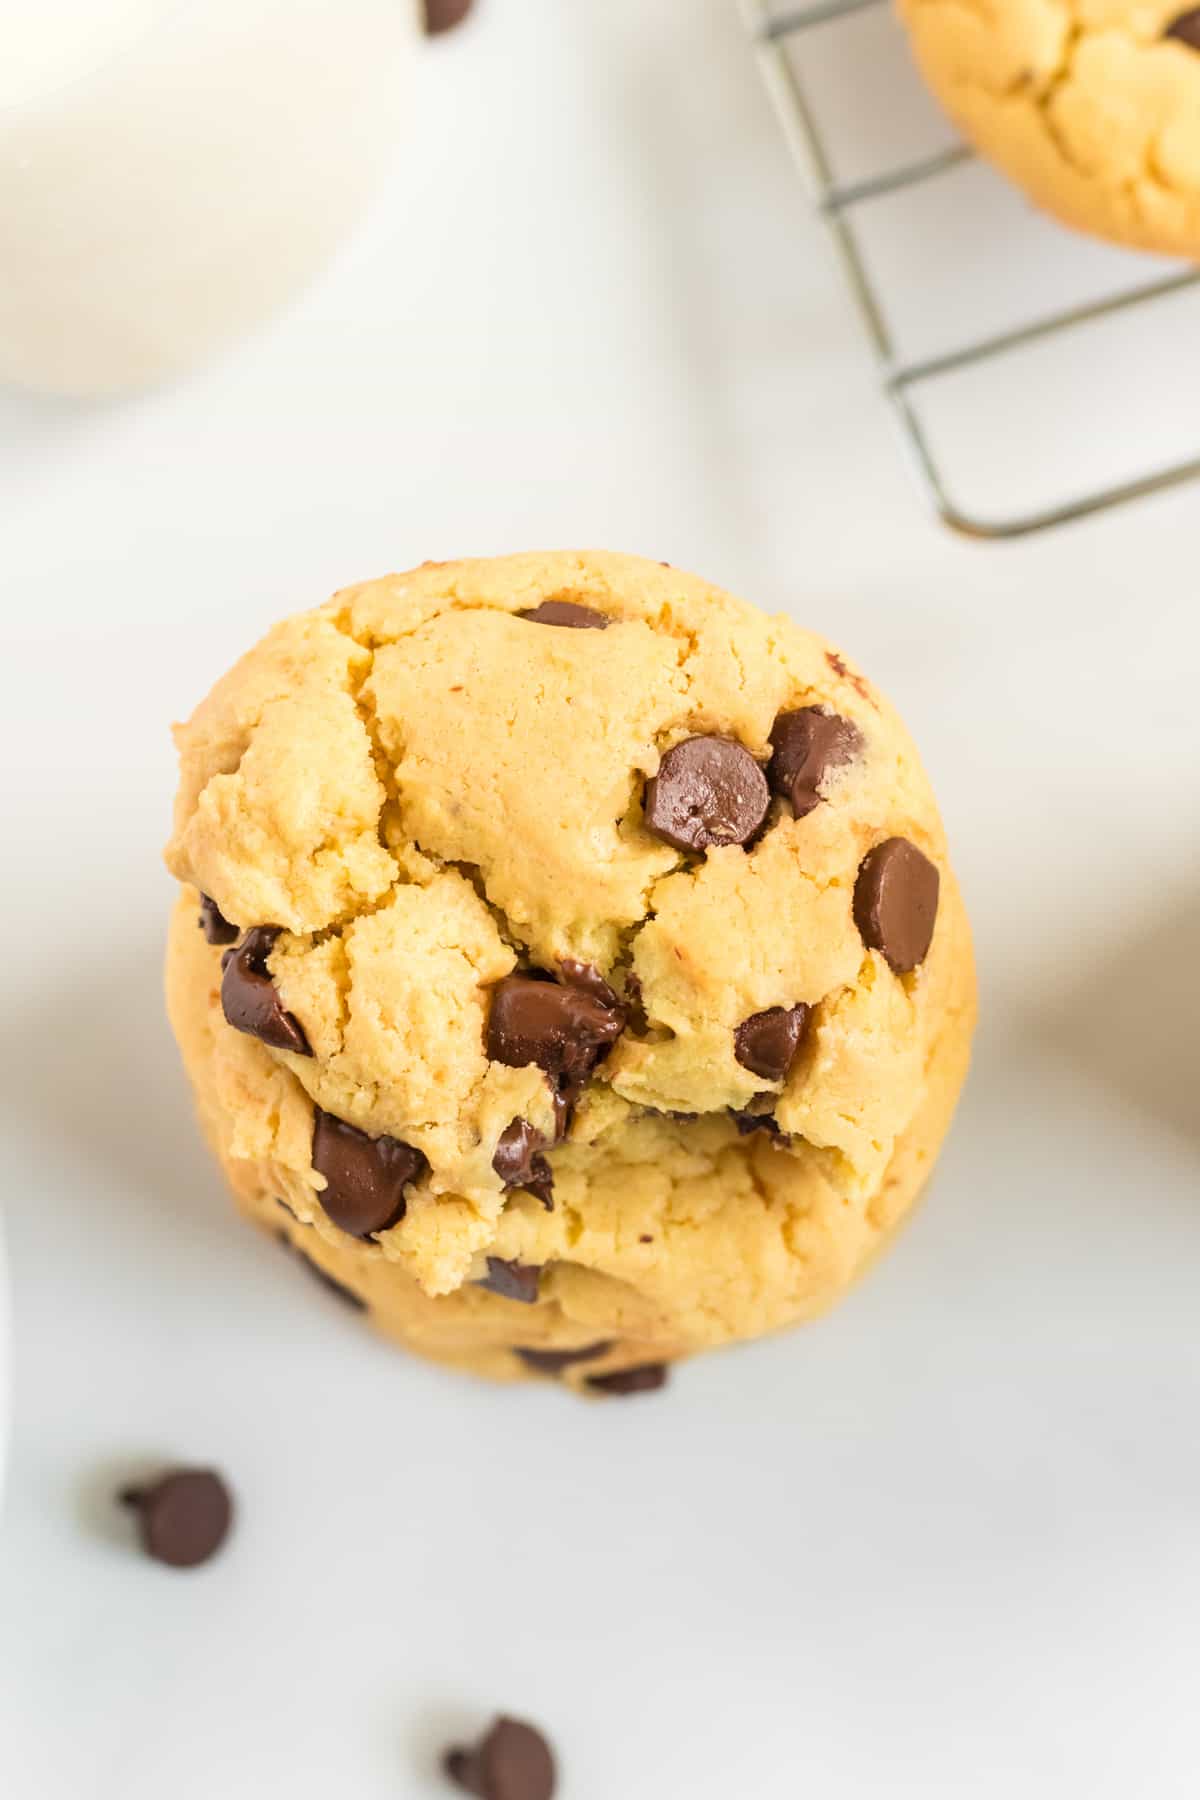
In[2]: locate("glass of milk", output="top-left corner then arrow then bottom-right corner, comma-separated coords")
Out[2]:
0,0 -> 417,396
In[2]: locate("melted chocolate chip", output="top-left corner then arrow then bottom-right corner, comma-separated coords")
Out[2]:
486,977 -> 624,1087
643,736 -> 769,852
586,1363 -> 669,1396
478,1258 -> 542,1304
197,893 -> 238,946
311,1108 -> 426,1238
444,1717 -> 557,1800
853,837 -> 940,974
734,1003 -> 811,1083
519,599 -> 609,630
767,707 -> 861,818
492,1120 -> 555,1211
515,1341 -> 615,1375
119,1468 -> 233,1569
424,0 -> 474,33
1166,8 -> 1200,48
558,959 -> 621,1009
220,927 -> 311,1055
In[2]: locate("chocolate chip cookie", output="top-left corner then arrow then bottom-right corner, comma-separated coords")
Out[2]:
899,2 -> 1200,258
164,552 -> 975,1388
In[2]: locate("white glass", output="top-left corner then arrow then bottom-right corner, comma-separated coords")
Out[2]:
0,0 -> 416,395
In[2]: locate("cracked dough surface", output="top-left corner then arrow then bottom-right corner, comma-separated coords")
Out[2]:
164,551 -> 975,1387
898,1 -> 1200,257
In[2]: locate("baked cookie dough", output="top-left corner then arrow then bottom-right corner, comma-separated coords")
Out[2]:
164,552 -> 975,1390
898,2 -> 1200,258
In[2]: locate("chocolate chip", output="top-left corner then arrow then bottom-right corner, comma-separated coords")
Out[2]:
515,1340 -> 615,1375
558,958 -> 621,1009
220,927 -> 311,1055
767,707 -> 861,818
586,1363 -> 669,1396
519,599 -> 608,630
1166,9 -> 1200,48
197,893 -> 238,945
642,736 -> 769,852
312,1108 -> 426,1238
492,1119 -> 554,1211
478,1258 -> 542,1304
290,1242 -> 367,1311
118,1469 -> 233,1569
734,1003 -> 811,1083
853,838 -> 940,974
486,977 -> 624,1088
730,1108 -> 785,1140
424,0 -> 474,33
444,1716 -> 557,1800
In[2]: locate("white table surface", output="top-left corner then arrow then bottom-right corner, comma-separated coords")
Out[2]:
2,3 -> 1199,1795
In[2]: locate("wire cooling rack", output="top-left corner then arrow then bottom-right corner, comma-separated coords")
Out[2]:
741,0 -> 1200,539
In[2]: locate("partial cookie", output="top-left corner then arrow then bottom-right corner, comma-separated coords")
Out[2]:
164,551 -> 975,1388
898,2 -> 1200,259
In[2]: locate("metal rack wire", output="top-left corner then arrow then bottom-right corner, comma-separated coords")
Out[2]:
741,0 -> 1200,539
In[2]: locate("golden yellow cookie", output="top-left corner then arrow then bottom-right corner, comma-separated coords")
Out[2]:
164,552 -> 975,1392
898,1 -> 1200,258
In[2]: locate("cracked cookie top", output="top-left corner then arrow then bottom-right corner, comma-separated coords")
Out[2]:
899,1 -> 1200,258
166,551 -> 955,1295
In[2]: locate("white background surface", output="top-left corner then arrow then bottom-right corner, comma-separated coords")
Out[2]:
2,2 -> 1199,1795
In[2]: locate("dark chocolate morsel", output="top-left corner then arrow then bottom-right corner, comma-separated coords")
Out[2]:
586,1363 -> 669,1396
424,0 -> 474,34
220,927 -> 311,1055
443,1716 -> 557,1800
515,1340 -> 616,1376
478,1258 -> 542,1304
1165,9 -> 1200,49
734,1003 -> 811,1083
311,1108 -> 426,1238
119,1468 -> 233,1569
767,707 -> 862,818
519,599 -> 608,630
642,736 -> 769,852
853,837 -> 940,974
486,976 -> 624,1086
492,1119 -> 555,1211
197,893 -> 238,945
558,958 -> 622,1010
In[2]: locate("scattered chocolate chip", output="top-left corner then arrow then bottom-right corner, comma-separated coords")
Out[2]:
638,1233 -> 653,1244
478,1258 -> 542,1304
767,707 -> 862,818
1166,8 -> 1200,48
312,1108 -> 426,1238
424,0 -> 474,33
642,736 -> 769,853
444,1716 -> 557,1800
558,959 -> 622,1009
515,1341 -> 615,1375
118,1469 -> 233,1569
197,893 -> 238,945
734,1003 -> 811,1083
853,837 -> 940,974
487,977 -> 624,1088
586,1363 -> 669,1396
492,1119 -> 555,1211
730,1109 -> 785,1140
519,599 -> 609,630
291,1243 -> 367,1311
220,927 -> 311,1055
